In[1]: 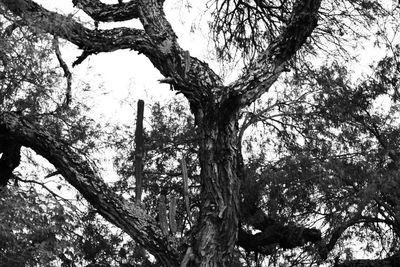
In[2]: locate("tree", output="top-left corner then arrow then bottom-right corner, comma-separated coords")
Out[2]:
0,0 -> 398,266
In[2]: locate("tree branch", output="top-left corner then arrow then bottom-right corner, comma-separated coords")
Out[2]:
238,221 -> 321,255
0,0 -> 154,56
229,0 -> 322,107
0,0 -> 222,106
72,0 -> 140,22
0,111 -> 180,266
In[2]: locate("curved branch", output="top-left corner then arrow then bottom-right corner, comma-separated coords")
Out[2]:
238,206 -> 321,255
319,215 -> 395,260
229,0 -> 322,107
0,111 -> 180,266
53,37 -> 72,106
72,0 -> 140,22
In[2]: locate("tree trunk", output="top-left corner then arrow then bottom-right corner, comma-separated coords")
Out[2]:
189,106 -> 241,266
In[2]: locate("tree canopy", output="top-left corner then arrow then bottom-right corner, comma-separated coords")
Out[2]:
1,0 -> 400,266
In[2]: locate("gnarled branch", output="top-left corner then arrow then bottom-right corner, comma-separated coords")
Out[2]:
0,0 -> 222,106
0,111 -> 180,266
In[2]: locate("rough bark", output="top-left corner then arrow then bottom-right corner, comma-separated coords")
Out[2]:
189,107 -> 241,266
238,225 -> 321,256
0,112 -> 180,266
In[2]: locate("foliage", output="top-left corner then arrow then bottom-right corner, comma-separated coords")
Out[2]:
0,186 -> 76,267
237,45 -> 400,264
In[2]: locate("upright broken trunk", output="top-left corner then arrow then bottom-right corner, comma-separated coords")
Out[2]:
135,99 -> 145,203
188,102 -> 241,266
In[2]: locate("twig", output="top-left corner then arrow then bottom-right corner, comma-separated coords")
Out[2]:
53,37 -> 72,106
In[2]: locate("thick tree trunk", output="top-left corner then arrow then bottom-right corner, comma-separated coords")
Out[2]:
188,106 -> 241,266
